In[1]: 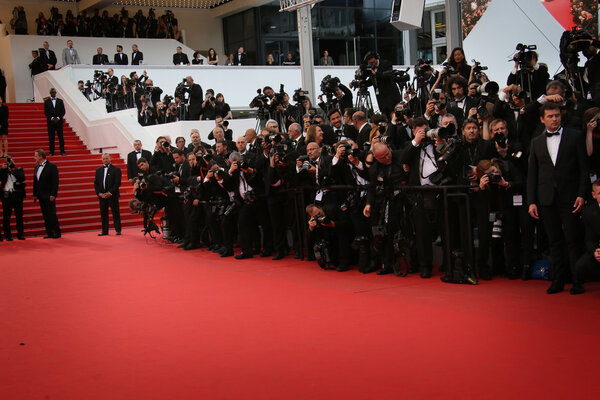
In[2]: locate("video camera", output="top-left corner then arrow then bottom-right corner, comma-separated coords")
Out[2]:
475,81 -> 499,117
270,84 -> 286,108
513,43 -> 537,67
4,155 -> 16,169
383,68 -> 411,85
293,88 -> 309,104
320,75 -> 340,96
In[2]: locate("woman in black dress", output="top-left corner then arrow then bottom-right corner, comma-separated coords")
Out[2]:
207,48 -> 219,65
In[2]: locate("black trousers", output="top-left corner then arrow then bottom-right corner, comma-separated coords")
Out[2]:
2,193 -> 24,237
573,252 -> 600,284
99,195 -> 121,233
47,120 -> 65,154
268,191 -> 294,255
38,197 -> 60,236
183,201 -> 204,245
503,204 -> 535,271
539,203 -> 584,283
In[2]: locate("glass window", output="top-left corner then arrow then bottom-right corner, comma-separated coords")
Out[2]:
319,8 -> 347,36
359,37 -> 376,60
377,38 -> 403,65
434,11 -> 446,39
352,10 -> 375,36
374,0 -> 392,9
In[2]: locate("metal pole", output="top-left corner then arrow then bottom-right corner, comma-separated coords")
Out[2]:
444,0 -> 462,54
296,5 -> 316,104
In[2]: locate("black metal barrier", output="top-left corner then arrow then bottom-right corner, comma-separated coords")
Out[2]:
276,184 -> 476,280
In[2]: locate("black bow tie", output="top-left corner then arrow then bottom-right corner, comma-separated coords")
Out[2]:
104,165 -> 109,168
135,151 -> 141,154
546,130 -> 560,137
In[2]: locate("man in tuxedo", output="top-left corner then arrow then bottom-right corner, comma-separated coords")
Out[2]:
114,45 -> 128,65
94,154 -> 122,236
288,123 -> 306,154
353,111 -> 371,148
127,140 -> 152,183
173,47 -> 190,66
1,157 -> 26,241
185,76 -> 203,120
359,52 -> 400,117
131,44 -> 143,65
44,88 -> 66,156
33,149 -> 60,239
92,47 -> 109,65
527,103 -> 589,294
235,46 -> 248,66
571,179 -> 600,294
321,109 -> 357,144
40,41 -> 57,70
62,40 -> 81,65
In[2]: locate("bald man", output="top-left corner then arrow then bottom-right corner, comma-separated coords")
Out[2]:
94,153 -> 122,236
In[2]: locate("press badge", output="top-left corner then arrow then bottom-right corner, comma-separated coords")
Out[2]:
591,174 -> 598,184
513,195 -> 523,206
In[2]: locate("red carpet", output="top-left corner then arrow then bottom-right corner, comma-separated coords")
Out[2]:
2,229 -> 600,399
1,103 -> 138,236
542,0 -> 574,30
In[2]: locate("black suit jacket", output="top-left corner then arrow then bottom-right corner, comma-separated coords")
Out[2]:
93,54 -> 109,65
582,203 -> 600,255
127,150 -> 152,179
493,99 -> 540,152
527,128 -> 589,207
40,49 -> 57,69
94,164 -> 121,197
33,161 -> 59,199
0,167 -> 26,199
366,150 -> 406,205
507,65 -> 549,101
173,53 -> 190,65
356,123 -> 372,148
322,124 -> 358,145
187,84 -> 204,117
131,51 -> 143,65
235,53 -> 248,66
44,98 -> 65,122
114,53 -> 128,65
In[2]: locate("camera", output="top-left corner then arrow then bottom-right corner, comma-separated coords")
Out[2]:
414,59 -> 433,80
312,214 -> 331,226
297,155 -> 311,172
384,68 -> 411,85
441,62 -> 458,75
394,105 -> 412,122
340,191 -> 360,212
425,123 -> 456,141
493,133 -> 507,149
486,173 -> 502,184
513,43 -> 537,66
161,141 -> 170,148
320,75 -> 340,96
293,88 -> 310,103
313,239 -> 332,270
472,59 -> 488,73
5,156 -> 16,169
431,89 -> 446,110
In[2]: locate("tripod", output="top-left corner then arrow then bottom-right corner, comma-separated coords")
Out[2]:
354,87 -> 374,117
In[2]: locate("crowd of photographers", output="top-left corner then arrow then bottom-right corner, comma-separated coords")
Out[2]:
127,28 -> 600,294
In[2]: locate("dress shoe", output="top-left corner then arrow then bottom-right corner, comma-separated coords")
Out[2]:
336,265 -> 349,272
408,265 -> 419,274
61,151 -> 66,156
211,245 -> 224,253
53,234 -> 61,239
43,235 -> 52,239
177,243 -> 187,249
521,265 -> 531,281
184,243 -> 201,251
5,237 -> 13,242
507,266 -> 519,280
294,252 -> 302,259
235,252 -> 253,260
17,235 -> 25,240
272,253 -> 285,260
306,255 -> 316,262
98,233 -> 108,236
376,267 -> 393,275
547,281 -> 564,294
260,250 -> 272,257
49,152 -> 54,156
220,249 -> 234,257
420,267 -> 432,279
116,232 -> 121,236
570,283 -> 585,295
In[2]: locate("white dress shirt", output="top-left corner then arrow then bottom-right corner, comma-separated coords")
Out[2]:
36,161 -> 46,180
545,127 -> 563,166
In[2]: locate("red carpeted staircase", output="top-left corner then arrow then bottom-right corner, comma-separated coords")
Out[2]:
0,103 -> 140,237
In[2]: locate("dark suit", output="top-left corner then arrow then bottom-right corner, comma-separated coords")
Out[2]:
493,99 -> 540,153
127,150 -> 152,180
235,53 -> 248,66
1,167 -> 26,238
114,52 -> 128,65
92,54 -> 109,65
33,161 -> 60,237
321,124 -> 358,145
0,104 -> 8,135
131,51 -> 143,65
187,84 -> 204,120
44,97 -> 66,154
40,49 -> 57,70
507,65 -> 549,102
94,164 -> 122,234
355,123 -> 372,148
371,59 -> 401,117
573,203 -> 600,285
173,52 -> 190,65
527,127 -> 588,283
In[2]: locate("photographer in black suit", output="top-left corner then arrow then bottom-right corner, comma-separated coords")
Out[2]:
321,109 -> 358,144
360,51 -> 401,117
43,88 -> 66,156
1,156 -> 26,241
527,103 -> 589,294
94,154 -> 122,236
185,76 -> 203,120
127,140 -> 152,183
114,45 -> 128,65
33,150 -> 61,239
571,179 -> 600,294
92,47 -> 109,65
